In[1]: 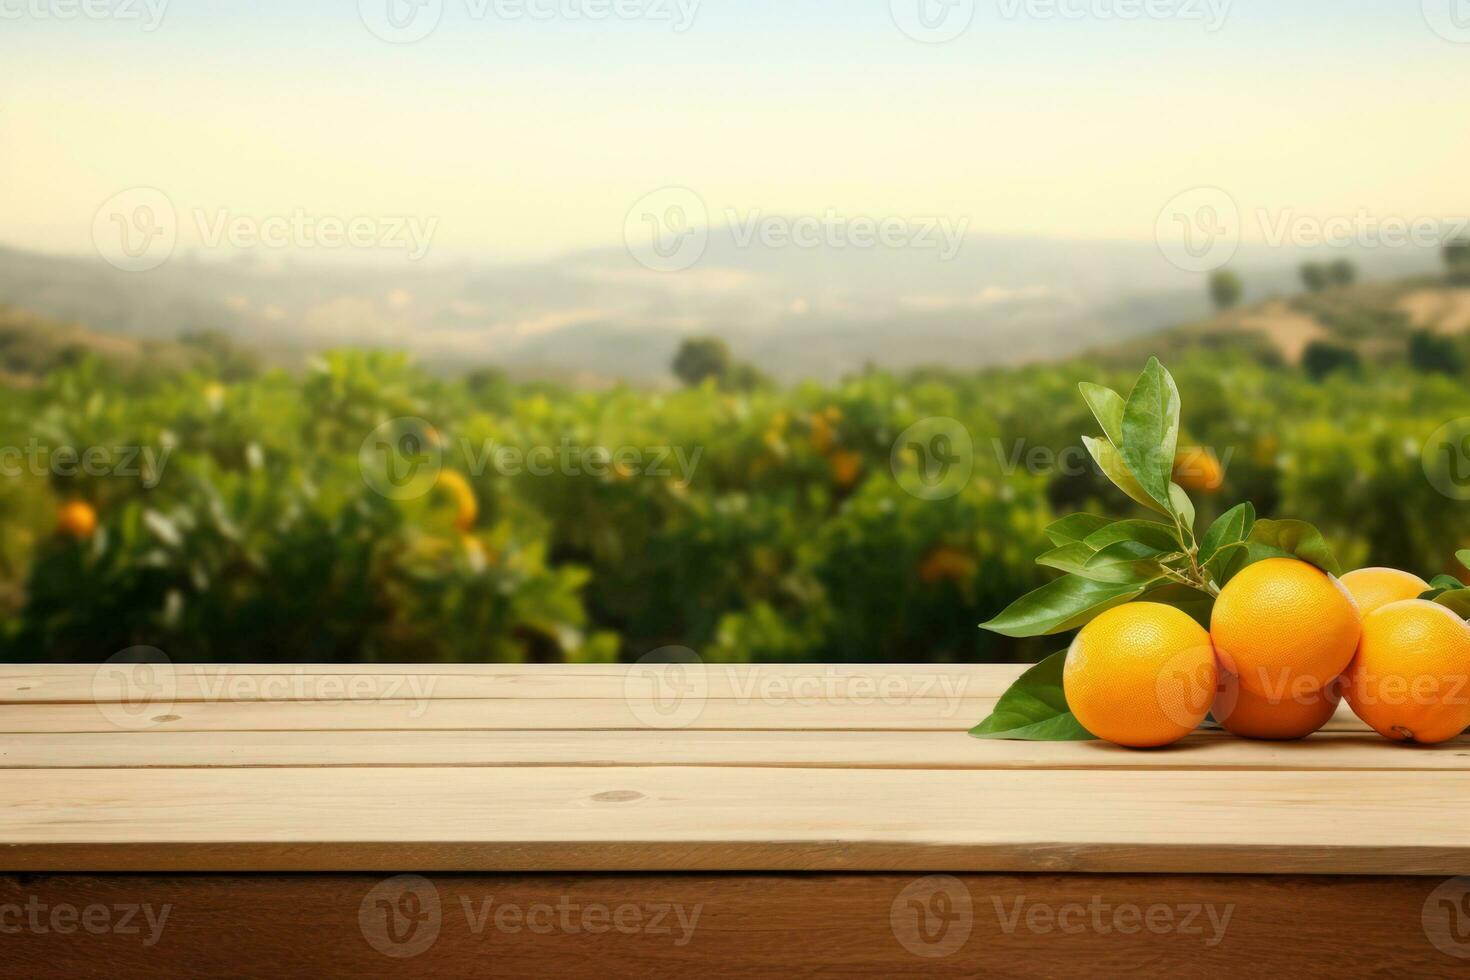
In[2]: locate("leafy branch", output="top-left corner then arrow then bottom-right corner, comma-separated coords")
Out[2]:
973,358 -> 1344,741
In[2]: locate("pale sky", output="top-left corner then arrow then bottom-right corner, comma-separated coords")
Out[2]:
3,0 -> 1468,263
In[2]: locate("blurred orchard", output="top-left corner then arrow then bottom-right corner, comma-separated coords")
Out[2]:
1,340 -> 1468,664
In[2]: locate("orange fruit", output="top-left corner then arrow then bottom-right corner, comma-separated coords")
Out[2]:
56,500 -> 97,539
1173,448 -> 1225,493
1210,558 -> 1360,698
1344,599 -> 1470,744
1339,567 -> 1431,618
434,470 -> 478,533
829,450 -> 863,488
809,413 -> 835,454
1064,603 -> 1217,748
1213,671 -> 1341,740
918,547 -> 976,584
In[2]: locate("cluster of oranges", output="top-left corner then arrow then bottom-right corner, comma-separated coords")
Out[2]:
1064,558 -> 1470,748
759,407 -> 864,489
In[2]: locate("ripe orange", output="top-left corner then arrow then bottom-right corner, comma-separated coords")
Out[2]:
1344,599 -> 1470,744
1212,671 -> 1341,740
1340,567 -> 1431,618
829,450 -> 863,488
1210,558 -> 1360,698
1173,448 -> 1225,493
434,470 -> 478,533
56,500 -> 97,539
919,547 -> 976,584
1064,603 -> 1217,748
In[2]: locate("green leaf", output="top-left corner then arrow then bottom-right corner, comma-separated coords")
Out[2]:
1204,540 -> 1255,586
980,575 -> 1148,638
1044,514 -> 1112,548
1082,540 -> 1166,584
1036,543 -> 1096,577
1200,502 -> 1256,565
1429,575 -> 1465,592
1168,483 -> 1196,533
1079,383 -> 1126,446
1139,582 -> 1216,628
1458,551 -> 1470,573
969,650 -> 1097,741
1432,589 -> 1470,619
1119,358 -> 1181,511
1083,436 -> 1170,516
1083,520 -> 1180,554
1245,519 -> 1341,576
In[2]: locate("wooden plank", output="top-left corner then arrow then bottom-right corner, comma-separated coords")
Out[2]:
2,766 -> 1467,874
3,873 -> 1461,979
0,695 -> 1373,734
0,729 -> 1457,771
0,664 -> 1010,703
0,696 -> 1000,733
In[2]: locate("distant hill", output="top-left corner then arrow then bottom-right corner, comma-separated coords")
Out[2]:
0,236 -> 1448,383
1093,277 -> 1470,369
0,305 -> 213,386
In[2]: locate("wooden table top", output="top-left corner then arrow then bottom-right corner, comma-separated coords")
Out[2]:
2,663 -> 1468,875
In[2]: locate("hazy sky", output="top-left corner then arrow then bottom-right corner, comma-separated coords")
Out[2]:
4,0 -> 1468,263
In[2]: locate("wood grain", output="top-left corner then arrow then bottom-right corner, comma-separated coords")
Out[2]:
0,728 -> 1459,770
0,696 -> 997,733
2,663 -> 1464,879
0,663 -> 1009,703
3,766 -> 1469,874
2,873 -> 1462,979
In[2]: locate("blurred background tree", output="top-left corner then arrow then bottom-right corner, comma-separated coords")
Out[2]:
1209,270 -> 1243,311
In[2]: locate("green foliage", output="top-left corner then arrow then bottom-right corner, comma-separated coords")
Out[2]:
1241,518 -> 1340,576
1408,330 -> 1466,376
1328,259 -> 1357,287
1301,340 -> 1361,381
672,336 -> 733,387
973,358 -> 1365,741
5,343 -> 1470,669
1446,239 -> 1470,284
1209,270 -> 1243,311
969,651 -> 1095,741
1300,263 -> 1329,294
